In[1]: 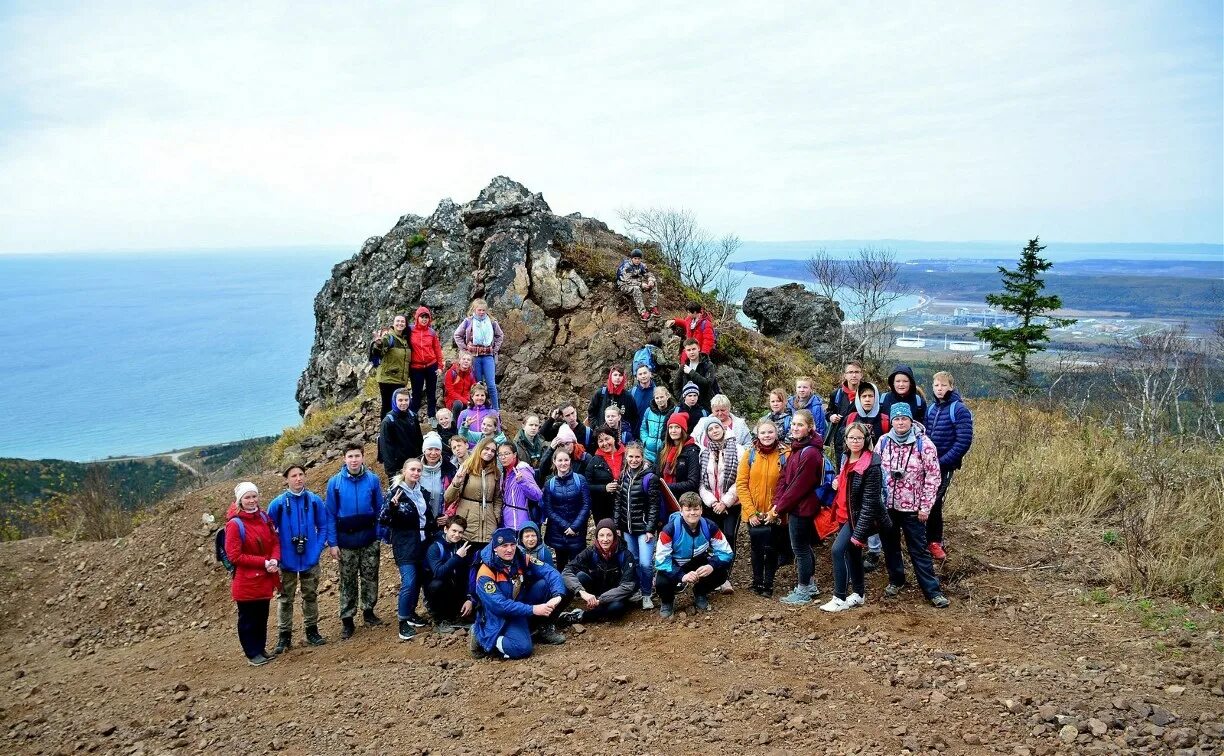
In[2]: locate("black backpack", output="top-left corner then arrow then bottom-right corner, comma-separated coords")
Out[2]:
214,514 -> 271,575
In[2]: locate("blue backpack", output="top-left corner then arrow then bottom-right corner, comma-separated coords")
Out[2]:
632,345 -> 657,373
214,513 -> 272,575
814,455 -> 837,507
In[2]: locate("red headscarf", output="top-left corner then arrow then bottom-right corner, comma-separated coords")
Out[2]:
605,366 -> 627,396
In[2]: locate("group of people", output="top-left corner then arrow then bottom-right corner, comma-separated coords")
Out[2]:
220,275 -> 974,664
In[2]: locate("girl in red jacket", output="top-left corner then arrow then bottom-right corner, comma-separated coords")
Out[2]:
408,306 -> 445,419
769,410 -> 825,607
224,482 -> 282,666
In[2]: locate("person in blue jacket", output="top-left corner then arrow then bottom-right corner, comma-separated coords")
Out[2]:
786,376 -> 828,439
654,493 -> 735,618
539,448 -> 591,570
879,364 -> 928,421
923,371 -> 974,560
424,515 -> 476,634
266,463 -> 329,653
325,443 -> 385,640
469,527 -> 567,660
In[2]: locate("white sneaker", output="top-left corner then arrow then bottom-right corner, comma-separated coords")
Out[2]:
819,597 -> 850,613
641,596 -> 655,610
717,580 -> 734,594
845,592 -> 865,607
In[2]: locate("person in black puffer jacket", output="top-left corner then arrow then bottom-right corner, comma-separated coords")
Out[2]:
558,519 -> 638,624
614,442 -> 661,608
820,422 -> 886,613
656,413 -> 701,513
379,459 -> 436,639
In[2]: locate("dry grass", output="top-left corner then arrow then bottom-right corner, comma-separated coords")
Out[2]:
264,396 -> 364,469
953,400 -> 1224,604
44,466 -> 134,541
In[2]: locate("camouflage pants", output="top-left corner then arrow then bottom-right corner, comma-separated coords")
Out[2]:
277,565 -> 320,633
618,279 -> 658,313
338,542 -> 381,619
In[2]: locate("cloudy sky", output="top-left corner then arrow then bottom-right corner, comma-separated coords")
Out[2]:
0,1 -> 1220,253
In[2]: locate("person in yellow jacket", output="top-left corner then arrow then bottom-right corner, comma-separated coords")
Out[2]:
736,419 -> 790,597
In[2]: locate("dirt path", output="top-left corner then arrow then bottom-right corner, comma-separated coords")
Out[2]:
100,450 -> 203,478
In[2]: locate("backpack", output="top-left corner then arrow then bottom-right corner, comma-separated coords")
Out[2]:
632,345 -> 657,373
746,446 -> 789,469
214,512 -> 272,575
368,337 -> 383,368
814,455 -> 837,508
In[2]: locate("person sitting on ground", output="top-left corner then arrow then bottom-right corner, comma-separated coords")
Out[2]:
535,423 -> 590,487
826,361 -> 864,467
876,403 -> 949,608
654,492 -> 734,618
325,443 -> 385,639
923,370 -> 974,560
585,425 -> 625,524
672,339 -> 719,411
453,298 -> 505,409
541,402 -> 596,449
540,447 -> 591,570
267,464 -> 329,653
224,482 -> 281,666
514,413 -> 546,470
419,432 -> 455,528
614,442 -> 661,609
378,387 -> 424,478
371,314 -> 411,421
461,412 -> 508,449
629,364 -> 656,428
769,410 -> 825,607
434,407 -> 457,450
697,416 -> 740,594
760,387 -> 794,444
518,521 -> 555,568
498,442 -> 542,530
602,404 -> 635,446
443,437 -> 503,547
470,527 -> 567,659
821,422 -> 885,613
787,376 -> 829,440
692,393 -> 753,447
666,302 -> 715,364
616,248 -> 660,321
657,413 -> 700,515
587,365 -> 640,435
407,306 -> 444,419
879,364 -> 927,422
380,458 -> 435,640
674,382 -> 708,430
559,519 -> 637,624
447,432 -> 470,473
639,386 -> 673,467
442,351 -> 476,418
456,383 -> 499,445
737,420 -> 789,597
424,515 -> 475,634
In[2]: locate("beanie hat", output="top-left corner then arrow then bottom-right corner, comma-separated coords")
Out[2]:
491,527 -> 517,547
553,424 -> 578,445
666,412 -> 690,433
423,431 -> 443,451
681,382 -> 700,399
630,248 -> 643,258
595,518 -> 617,536
233,481 -> 258,503
890,403 -> 914,421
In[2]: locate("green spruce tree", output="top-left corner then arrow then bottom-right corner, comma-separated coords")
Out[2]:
977,237 -> 1076,392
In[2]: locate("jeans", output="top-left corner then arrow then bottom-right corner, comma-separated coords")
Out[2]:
655,553 -> 729,604
788,514 -> 817,588
396,561 -> 422,620
748,522 -> 787,591
471,354 -> 499,409
236,599 -> 270,659
409,367 -> 439,418
277,565 -> 320,633
622,532 -> 656,596
881,510 -> 942,598
830,523 -> 865,599
569,572 -> 630,622
927,470 -> 954,544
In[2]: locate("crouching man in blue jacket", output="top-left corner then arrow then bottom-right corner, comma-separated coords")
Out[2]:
469,527 -> 567,660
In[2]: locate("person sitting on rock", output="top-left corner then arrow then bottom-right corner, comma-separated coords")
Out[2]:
673,382 -> 708,431
377,387 -> 423,478
424,515 -> 475,634
514,413 -> 546,470
371,314 -> 411,421
672,339 -> 719,412
469,527 -> 567,660
541,402 -> 595,449
654,493 -> 734,618
324,443 -> 385,638
559,519 -> 637,625
540,447 -> 591,570
760,387 -> 794,444
266,464 -> 329,654
518,521 -> 555,568
461,412 -> 508,449
616,248 -> 659,321
379,458 -> 435,640
639,386 -> 673,467
535,422 -> 590,487
224,482 -> 281,666
433,407 -> 457,450
407,306 -> 444,419
442,351 -> 476,419
453,298 -> 504,410
456,383 -> 499,445
666,302 -> 715,365
587,365 -> 640,435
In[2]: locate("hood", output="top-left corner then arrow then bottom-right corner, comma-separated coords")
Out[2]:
343,463 -> 368,479
414,305 -> 432,325
853,382 -> 881,419
517,520 -> 541,538
887,364 -> 918,396
606,366 -> 627,396
389,387 -> 410,417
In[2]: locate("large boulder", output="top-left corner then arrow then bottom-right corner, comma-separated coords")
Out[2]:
741,283 -> 845,365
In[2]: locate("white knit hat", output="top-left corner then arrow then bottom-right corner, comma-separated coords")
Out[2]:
233,481 -> 259,503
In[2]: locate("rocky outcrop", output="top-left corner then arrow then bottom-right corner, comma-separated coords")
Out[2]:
741,283 -> 845,365
296,177 -> 833,431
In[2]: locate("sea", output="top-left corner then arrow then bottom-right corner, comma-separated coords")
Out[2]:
1,239 -> 1214,462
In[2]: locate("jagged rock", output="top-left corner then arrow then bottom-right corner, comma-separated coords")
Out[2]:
741,283 -> 845,364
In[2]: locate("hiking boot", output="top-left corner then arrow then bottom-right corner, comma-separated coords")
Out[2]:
845,592 -> 865,608
641,595 -> 655,610
640,311 -> 651,322
247,654 -> 273,667
340,617 -> 355,639
304,625 -> 327,646
819,596 -> 850,613
397,619 -> 416,641
693,593 -> 711,612
629,590 -> 643,603
468,628 -> 486,659
780,586 -> 813,606
862,551 -> 881,572
884,583 -> 906,598
558,608 -> 585,625
930,594 -> 951,609
717,580 -> 733,594
435,620 -> 458,635
761,584 -> 774,597
362,609 -> 384,627
659,601 -> 675,619
273,631 -> 292,655
404,612 -> 428,628
929,542 -> 947,560
536,624 -> 566,645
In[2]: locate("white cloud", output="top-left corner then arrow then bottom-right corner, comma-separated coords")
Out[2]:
0,0 -> 1219,252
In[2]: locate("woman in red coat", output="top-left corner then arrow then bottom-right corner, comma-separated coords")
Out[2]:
408,306 -> 445,419
224,482 -> 282,666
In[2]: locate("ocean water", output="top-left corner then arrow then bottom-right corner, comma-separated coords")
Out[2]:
0,249 -> 348,461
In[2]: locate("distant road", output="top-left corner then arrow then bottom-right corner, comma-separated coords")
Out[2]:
99,451 -> 202,478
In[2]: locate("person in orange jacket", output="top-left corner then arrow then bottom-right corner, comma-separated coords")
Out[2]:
408,306 -> 444,419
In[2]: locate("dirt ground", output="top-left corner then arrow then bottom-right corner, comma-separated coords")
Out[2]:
1,471 -> 1220,755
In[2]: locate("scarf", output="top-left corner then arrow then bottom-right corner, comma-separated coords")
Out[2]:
420,460 -> 444,512
389,480 -> 428,540
469,314 -> 494,346
700,436 -> 738,501
661,443 -> 682,483
605,372 -> 625,396
884,425 -> 917,446
597,446 -> 625,479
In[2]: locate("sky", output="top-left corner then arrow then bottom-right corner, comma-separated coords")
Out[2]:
0,1 -> 1220,254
